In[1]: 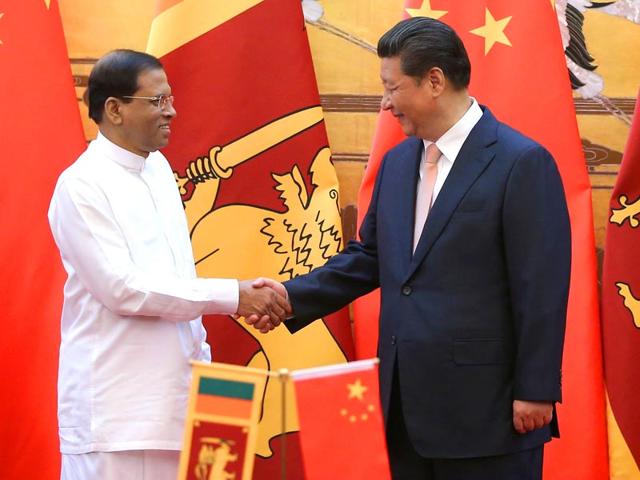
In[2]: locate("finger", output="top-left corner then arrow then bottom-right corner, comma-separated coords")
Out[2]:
533,415 -> 545,430
243,314 -> 260,325
268,300 -> 286,322
274,293 -> 292,315
257,318 -> 274,333
252,278 -> 266,288
513,416 -> 525,434
253,315 -> 272,330
248,313 -> 268,326
523,416 -> 535,432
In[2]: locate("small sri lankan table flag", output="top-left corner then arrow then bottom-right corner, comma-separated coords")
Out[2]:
179,361 -> 269,480
291,359 -> 391,479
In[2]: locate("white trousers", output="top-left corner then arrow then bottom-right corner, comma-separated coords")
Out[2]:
61,450 -> 180,480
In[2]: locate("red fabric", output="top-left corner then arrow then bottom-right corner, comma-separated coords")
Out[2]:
0,1 -> 85,478
353,2 -> 608,478
602,90 -> 640,467
293,363 -> 390,479
184,421 -> 249,480
149,0 -> 354,477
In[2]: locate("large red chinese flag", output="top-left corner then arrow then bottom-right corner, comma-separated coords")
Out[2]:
354,1 -> 608,479
147,1 -> 354,478
292,360 -> 391,480
0,1 -> 85,478
602,90 -> 640,479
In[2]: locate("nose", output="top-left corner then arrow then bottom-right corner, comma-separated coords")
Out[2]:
381,91 -> 392,111
164,102 -> 177,119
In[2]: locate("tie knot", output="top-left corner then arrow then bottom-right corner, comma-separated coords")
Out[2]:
425,144 -> 441,164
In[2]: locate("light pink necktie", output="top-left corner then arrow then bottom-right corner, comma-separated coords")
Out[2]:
413,143 -> 440,252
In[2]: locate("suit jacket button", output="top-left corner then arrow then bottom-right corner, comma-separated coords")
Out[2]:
402,285 -> 412,296
391,335 -> 397,345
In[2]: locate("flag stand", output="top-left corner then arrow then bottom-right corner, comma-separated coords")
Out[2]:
279,369 -> 290,480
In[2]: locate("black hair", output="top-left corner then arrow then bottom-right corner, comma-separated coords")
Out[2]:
86,49 -> 163,124
377,17 -> 471,89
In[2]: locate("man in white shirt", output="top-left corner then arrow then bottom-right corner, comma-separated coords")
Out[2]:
48,49 -> 288,480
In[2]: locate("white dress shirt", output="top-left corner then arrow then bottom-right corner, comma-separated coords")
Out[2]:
417,98 -> 483,207
48,133 -> 239,454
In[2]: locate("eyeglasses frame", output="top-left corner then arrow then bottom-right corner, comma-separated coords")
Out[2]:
120,94 -> 174,110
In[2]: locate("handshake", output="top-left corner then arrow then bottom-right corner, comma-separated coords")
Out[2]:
236,278 -> 291,333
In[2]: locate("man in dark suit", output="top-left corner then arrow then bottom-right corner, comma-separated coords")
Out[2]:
251,16 -> 570,479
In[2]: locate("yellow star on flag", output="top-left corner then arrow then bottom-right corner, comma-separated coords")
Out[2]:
347,379 -> 368,400
406,0 -> 447,20
0,13 -> 4,45
470,8 -> 513,55
44,0 -> 51,9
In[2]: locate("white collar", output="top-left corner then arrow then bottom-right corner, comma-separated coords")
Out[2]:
422,97 -> 483,164
94,132 -> 147,173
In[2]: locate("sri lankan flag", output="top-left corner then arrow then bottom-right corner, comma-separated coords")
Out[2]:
602,89 -> 640,479
146,1 -> 355,477
180,362 -> 268,480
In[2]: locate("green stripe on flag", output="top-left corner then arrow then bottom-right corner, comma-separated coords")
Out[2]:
198,377 -> 254,400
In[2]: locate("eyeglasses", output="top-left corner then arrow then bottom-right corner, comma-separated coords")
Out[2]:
121,94 -> 174,110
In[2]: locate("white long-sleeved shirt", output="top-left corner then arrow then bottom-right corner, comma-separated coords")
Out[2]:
48,133 -> 239,454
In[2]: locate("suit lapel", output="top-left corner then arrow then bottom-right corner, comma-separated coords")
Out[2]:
407,109 -> 499,278
395,138 -> 423,268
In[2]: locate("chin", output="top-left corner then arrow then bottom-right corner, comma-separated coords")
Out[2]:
396,119 -> 414,137
400,125 -> 415,137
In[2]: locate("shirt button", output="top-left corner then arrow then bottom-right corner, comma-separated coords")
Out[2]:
391,335 -> 397,346
402,285 -> 412,296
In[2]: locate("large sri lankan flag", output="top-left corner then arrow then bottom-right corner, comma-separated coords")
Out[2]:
147,1 -> 354,477
602,90 -> 640,479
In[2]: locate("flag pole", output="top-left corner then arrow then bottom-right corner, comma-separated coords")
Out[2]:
279,368 -> 290,480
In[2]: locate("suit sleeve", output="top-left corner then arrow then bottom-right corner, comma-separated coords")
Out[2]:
284,155 -> 389,333
502,145 -> 571,402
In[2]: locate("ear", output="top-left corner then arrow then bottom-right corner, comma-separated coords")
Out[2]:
424,67 -> 446,96
103,97 -> 124,126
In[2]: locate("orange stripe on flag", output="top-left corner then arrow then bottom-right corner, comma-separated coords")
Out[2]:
195,394 -> 253,419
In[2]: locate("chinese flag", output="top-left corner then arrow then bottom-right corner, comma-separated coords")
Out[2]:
602,89 -> 640,479
146,1 -> 354,477
354,1 -> 608,479
0,0 -> 85,478
292,360 -> 391,479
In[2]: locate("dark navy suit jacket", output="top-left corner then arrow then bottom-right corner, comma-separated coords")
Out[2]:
284,107 -> 571,458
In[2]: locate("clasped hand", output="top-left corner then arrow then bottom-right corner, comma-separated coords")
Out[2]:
512,400 -> 553,434
236,278 -> 290,333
